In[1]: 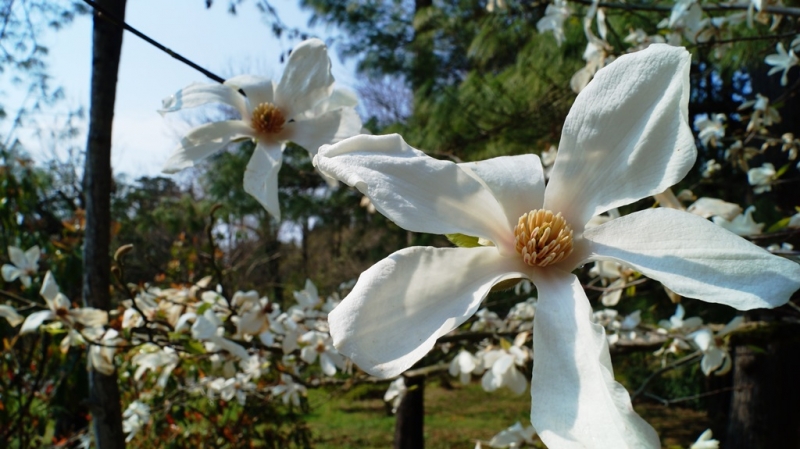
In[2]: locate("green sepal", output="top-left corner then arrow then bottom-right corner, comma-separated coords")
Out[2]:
446,233 -> 481,248
767,216 -> 790,233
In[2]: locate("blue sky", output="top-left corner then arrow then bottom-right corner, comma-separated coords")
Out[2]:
16,0 -> 355,179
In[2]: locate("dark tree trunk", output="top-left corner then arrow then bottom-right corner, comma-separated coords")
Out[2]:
725,315 -> 800,449
83,1 -> 128,447
394,374 -> 425,449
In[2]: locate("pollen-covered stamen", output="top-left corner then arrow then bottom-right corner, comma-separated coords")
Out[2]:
514,209 -> 574,267
251,102 -> 286,135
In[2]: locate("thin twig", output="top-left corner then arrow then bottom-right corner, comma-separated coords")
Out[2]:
631,350 -> 703,401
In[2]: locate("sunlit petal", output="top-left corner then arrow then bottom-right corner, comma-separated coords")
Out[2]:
276,38 -> 334,117
224,75 -> 275,113
329,246 -> 528,378
286,107 -> 362,157
584,208 -> 800,310
20,310 -> 54,334
545,44 -> 695,230
160,82 -> 248,118
531,268 -> 659,448
163,120 -> 255,173
243,142 -> 284,220
314,134 -> 515,253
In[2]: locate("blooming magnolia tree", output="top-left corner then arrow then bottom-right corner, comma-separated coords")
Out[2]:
1,1 -> 800,448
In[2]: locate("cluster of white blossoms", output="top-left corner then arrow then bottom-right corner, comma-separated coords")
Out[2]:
312,45 -> 800,448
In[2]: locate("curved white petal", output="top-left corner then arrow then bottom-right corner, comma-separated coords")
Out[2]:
545,44 -> 695,230
243,143 -> 284,220
160,82 -> 248,118
163,120 -> 255,173
8,246 -> 26,268
459,155 -> 546,232
701,347 -> 726,376
20,310 -> 54,334
584,208 -> 800,310
24,246 -> 40,267
71,308 -> 109,327
286,107 -> 362,156
224,75 -> 275,113
0,305 -> 23,327
300,87 -> 359,120
2,264 -> 21,282
314,134 -> 515,252
40,271 -> 60,305
328,246 -> 529,378
530,268 -> 659,448
276,38 -> 334,118
319,352 -> 338,376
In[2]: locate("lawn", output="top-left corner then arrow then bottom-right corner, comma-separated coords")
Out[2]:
306,379 -> 710,448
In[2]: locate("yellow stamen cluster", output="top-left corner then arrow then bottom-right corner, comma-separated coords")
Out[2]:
251,102 -> 286,135
514,209 -> 574,267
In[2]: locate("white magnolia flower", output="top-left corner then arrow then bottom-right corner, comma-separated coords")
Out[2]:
690,428 -> 720,449
293,278 -> 321,309
486,0 -> 506,13
298,330 -> 345,376
480,347 -> 528,396
122,401 -> 150,443
271,374 -> 306,407
87,327 -> 123,375
160,38 -> 362,220
689,317 -> 743,376
536,0 -> 570,46
314,44 -> 800,448
659,304 -> 703,332
765,42 -> 798,86
384,377 -> 407,413
484,421 -> 537,448
132,344 -> 180,388
191,309 -> 249,360
693,113 -> 725,147
701,159 -> 721,178
712,205 -> 764,236
740,94 -> 781,132
747,162 -> 777,194
2,245 -> 40,288
19,271 -> 108,334
687,197 -> 742,220
449,350 -> 480,384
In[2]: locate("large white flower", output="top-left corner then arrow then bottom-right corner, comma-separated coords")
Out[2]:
19,271 -> 108,334
313,44 -> 800,448
160,38 -> 362,220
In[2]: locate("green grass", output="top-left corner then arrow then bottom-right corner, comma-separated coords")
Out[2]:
306,378 -> 710,449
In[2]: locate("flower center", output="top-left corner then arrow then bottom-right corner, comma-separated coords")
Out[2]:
251,102 -> 285,135
514,209 -> 574,267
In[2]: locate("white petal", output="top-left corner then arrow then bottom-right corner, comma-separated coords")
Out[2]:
8,246 -> 26,268
24,246 -> 40,268
163,120 -> 255,173
328,246 -> 528,378
276,38 -> 334,118
243,142 -> 284,220
224,75 -> 275,112
314,134 -> 515,253
2,264 -> 21,282
71,308 -> 109,327
584,208 -> 800,310
545,44 -> 695,230
530,268 -> 659,448
319,352 -> 338,376
20,310 -> 55,334
160,82 -> 248,118
286,107 -> 362,156
0,305 -> 23,326
459,155 -> 546,232
701,347 -> 726,375
40,271 -> 60,305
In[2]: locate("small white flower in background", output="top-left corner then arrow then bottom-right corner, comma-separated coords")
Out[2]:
19,271 -> 108,335
690,428 -> 720,449
712,205 -> 764,236
191,309 -> 250,360
620,310 -> 642,331
87,327 -> 123,375
159,38 -> 362,220
479,342 -> 529,396
471,308 -> 504,332
659,304 -> 703,333
449,349 -> 480,384
536,0 -> 570,46
747,162 -> 777,194
482,421 -> 537,448
486,0 -> 506,13
694,113 -> 725,148
271,373 -> 307,407
2,245 -> 40,288
315,45 -> 800,448
211,373 -> 256,405
765,42 -> 799,86
298,330 -> 345,376
701,159 -> 721,178
781,133 -> 799,160
293,279 -> 321,309
122,401 -> 150,443
739,94 -> 781,133
383,377 -> 407,413
687,197 -> 742,220
0,305 -> 23,327
689,317 -> 743,376
132,344 -> 180,388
